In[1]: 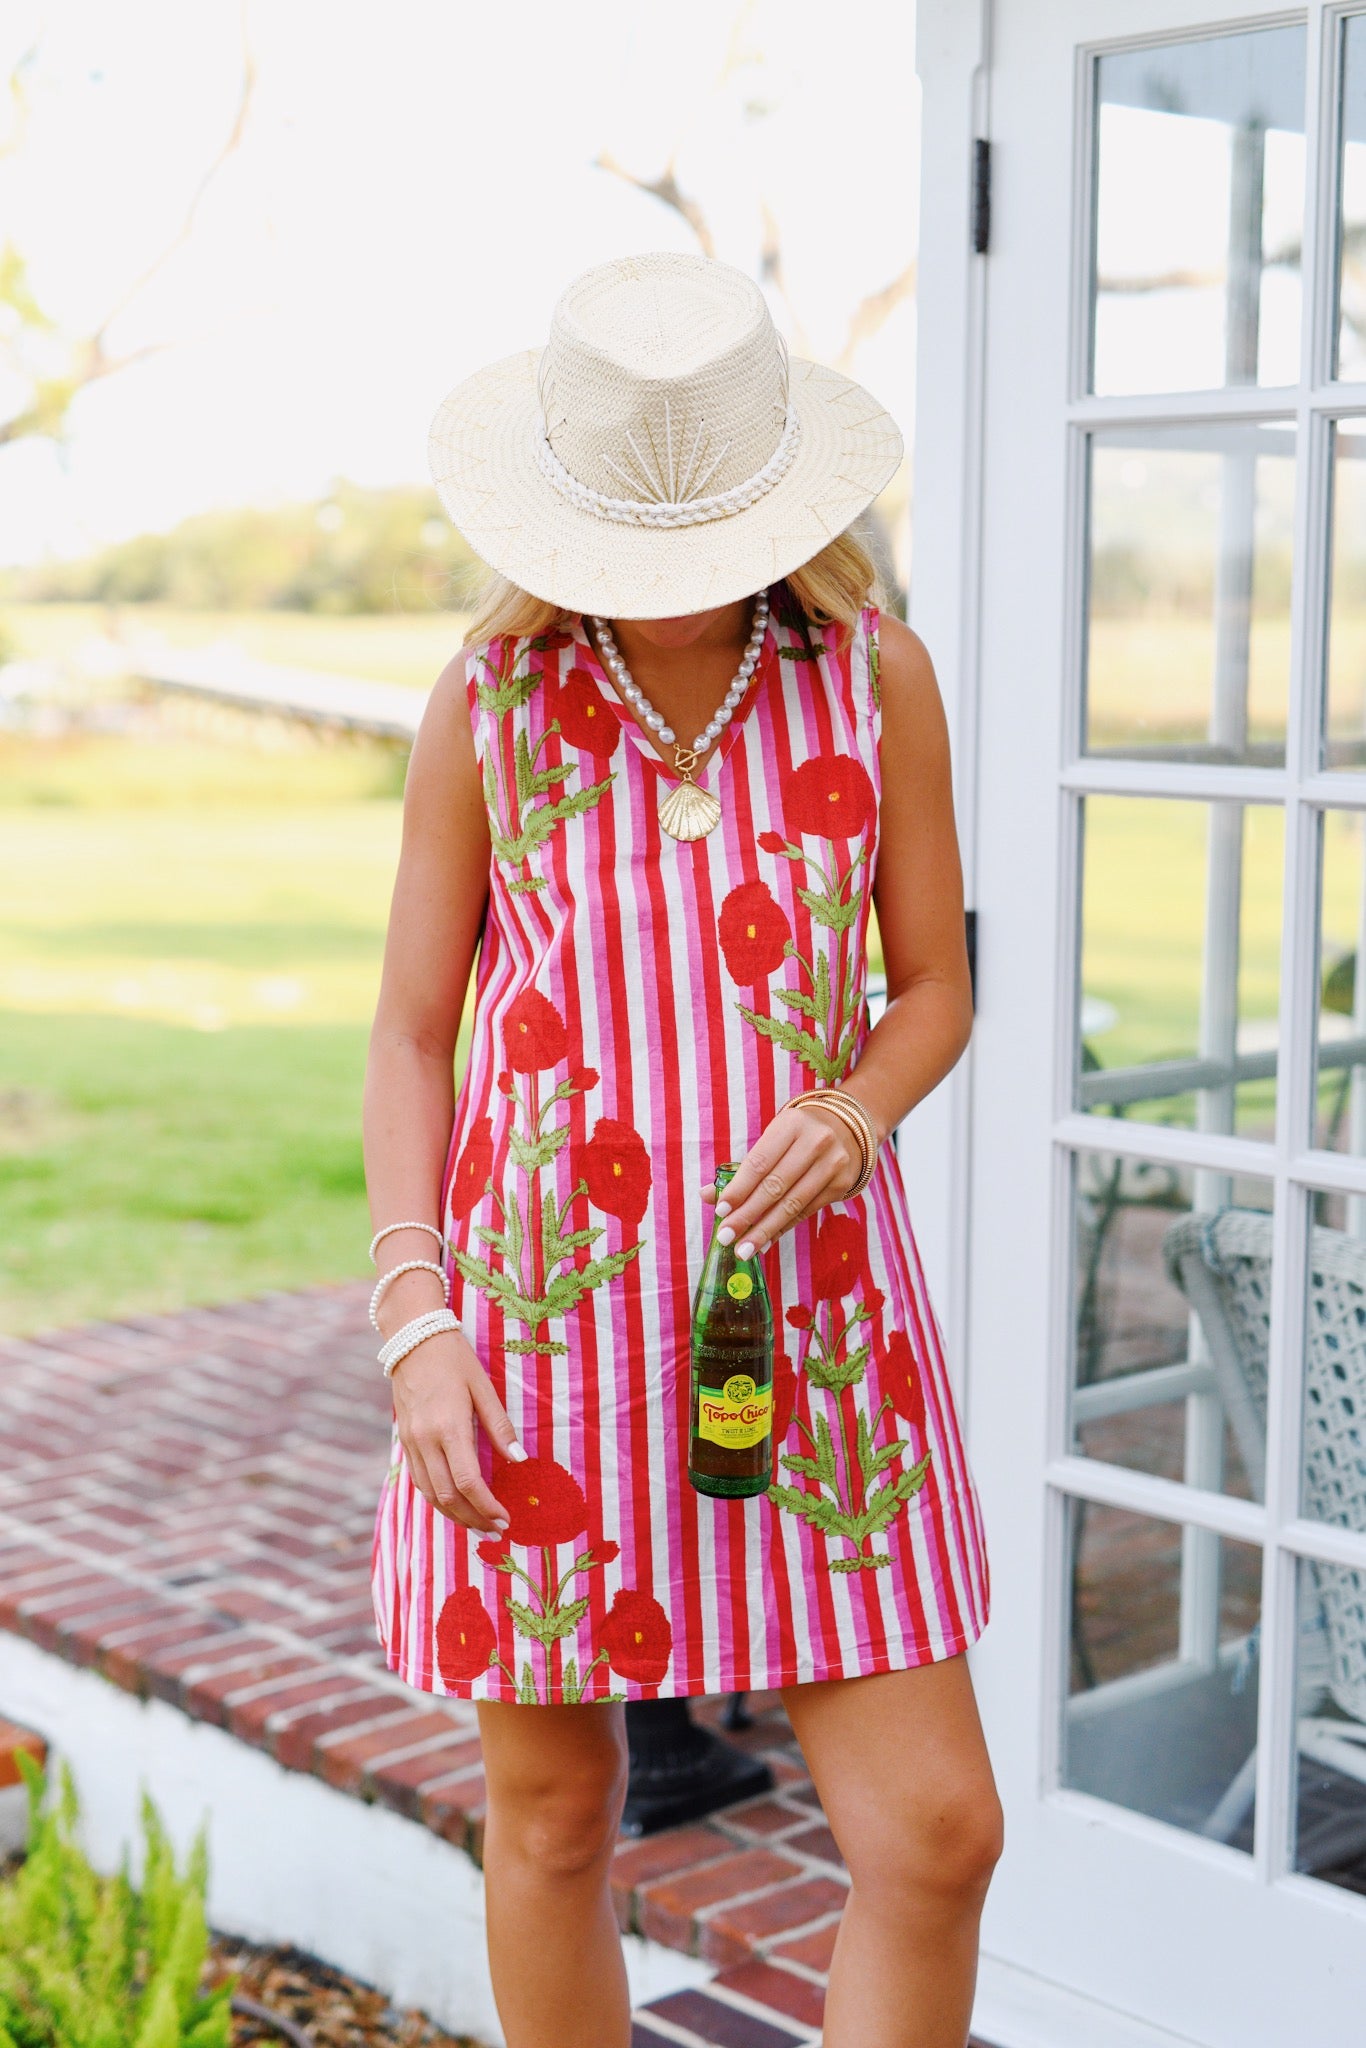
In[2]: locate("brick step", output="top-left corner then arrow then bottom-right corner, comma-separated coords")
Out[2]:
0,1285 -> 999,2048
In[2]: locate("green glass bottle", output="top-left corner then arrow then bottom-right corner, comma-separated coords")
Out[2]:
689,1164 -> 775,1499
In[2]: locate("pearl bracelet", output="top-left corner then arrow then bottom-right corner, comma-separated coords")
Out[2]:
370,1220 -> 445,1263
369,1258 -> 448,1332
378,1307 -> 459,1378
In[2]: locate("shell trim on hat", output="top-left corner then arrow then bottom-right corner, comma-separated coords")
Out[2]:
534,399 -> 803,529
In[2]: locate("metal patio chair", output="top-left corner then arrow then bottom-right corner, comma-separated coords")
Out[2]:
1163,1208 -> 1366,1839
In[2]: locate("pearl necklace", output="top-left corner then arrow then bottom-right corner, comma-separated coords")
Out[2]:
590,593 -> 770,841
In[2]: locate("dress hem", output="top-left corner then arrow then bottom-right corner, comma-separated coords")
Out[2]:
375,1608 -> 990,1705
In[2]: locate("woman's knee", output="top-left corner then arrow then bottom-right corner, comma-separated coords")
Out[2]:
844,1773 -> 1004,1911
487,1728 -> 629,1879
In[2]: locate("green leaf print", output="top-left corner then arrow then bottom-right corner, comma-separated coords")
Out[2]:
509,1123 -> 571,1174
736,1005 -> 845,1087
777,984 -> 822,1021
796,881 -> 863,933
476,663 -> 541,718
475,641 -> 615,891
768,1293 -> 934,1571
506,1594 -> 592,1645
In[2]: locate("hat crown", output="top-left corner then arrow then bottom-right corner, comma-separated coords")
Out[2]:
538,254 -> 789,509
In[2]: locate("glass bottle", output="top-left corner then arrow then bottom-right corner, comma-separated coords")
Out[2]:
689,1163 -> 775,1498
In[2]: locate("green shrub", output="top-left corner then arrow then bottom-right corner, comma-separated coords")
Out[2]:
0,1751 -> 236,2048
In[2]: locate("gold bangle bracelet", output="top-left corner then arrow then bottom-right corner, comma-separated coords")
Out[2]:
790,1088 -> 878,1198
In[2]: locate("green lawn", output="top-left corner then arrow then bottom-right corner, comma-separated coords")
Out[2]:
2,713 -> 418,1334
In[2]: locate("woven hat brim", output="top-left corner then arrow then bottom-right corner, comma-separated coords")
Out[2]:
427,349 -> 903,619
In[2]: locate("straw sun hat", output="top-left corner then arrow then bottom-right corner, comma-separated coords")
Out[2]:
427,251 -> 903,620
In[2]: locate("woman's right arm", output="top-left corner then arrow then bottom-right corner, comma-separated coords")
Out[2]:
362,649 -> 521,1536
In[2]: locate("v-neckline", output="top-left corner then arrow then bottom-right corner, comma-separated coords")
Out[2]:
569,600 -> 777,790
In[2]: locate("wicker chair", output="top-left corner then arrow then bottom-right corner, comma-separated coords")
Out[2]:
1162,1208 -> 1366,1838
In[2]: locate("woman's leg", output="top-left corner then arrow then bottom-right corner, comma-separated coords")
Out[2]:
781,1655 -> 1003,2048
476,1699 -> 631,2048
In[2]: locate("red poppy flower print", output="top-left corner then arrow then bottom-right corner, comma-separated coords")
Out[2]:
594,1539 -> 621,1566
490,1456 -> 590,1547
435,1586 -> 497,1684
475,1536 -> 510,1565
757,829 -> 788,855
786,1305 -> 814,1331
600,1589 -> 673,1685
882,1329 -> 928,1432
811,1214 -> 869,1301
505,989 -> 570,1072
448,1117 -> 495,1220
784,755 -> 876,840
718,882 -> 792,984
575,1118 -> 652,1230
552,670 -> 620,759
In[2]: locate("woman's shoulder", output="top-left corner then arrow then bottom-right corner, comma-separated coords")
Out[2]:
875,613 -> 940,704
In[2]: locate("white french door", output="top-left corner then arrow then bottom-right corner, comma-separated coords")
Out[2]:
957,2 -> 1366,2039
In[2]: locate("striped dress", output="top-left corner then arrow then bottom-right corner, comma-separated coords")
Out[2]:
371,585 -> 990,1703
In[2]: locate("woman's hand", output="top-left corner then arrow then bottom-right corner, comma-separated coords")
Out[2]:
390,1327 -> 524,1534
701,1099 -> 868,1258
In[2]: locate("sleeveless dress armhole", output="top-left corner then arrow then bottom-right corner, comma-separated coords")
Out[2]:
858,602 -> 883,753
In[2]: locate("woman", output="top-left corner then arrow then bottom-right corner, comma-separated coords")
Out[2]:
365,252 -> 1000,2048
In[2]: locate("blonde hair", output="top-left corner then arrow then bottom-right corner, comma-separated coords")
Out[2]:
462,529 -> 882,647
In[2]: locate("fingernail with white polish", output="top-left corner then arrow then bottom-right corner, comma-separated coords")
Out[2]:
507,1442 -> 529,1462
737,1239 -> 755,1259
716,1200 -> 731,1217
717,1225 -> 735,1245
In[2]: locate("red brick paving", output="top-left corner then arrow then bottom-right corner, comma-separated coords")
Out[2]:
0,1284 -> 1006,2047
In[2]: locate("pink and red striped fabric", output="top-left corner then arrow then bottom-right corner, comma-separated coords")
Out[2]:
371,586 -> 990,1703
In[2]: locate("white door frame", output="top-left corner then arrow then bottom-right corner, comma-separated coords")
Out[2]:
914,2 -> 1366,2041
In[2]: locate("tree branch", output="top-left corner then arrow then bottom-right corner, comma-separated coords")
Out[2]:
835,261 -> 916,371
593,151 -> 716,258
90,2 -> 257,357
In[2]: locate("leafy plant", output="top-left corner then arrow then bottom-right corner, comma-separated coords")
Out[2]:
0,1750 -> 236,2048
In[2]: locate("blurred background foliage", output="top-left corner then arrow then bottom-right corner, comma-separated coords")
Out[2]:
3,483 -> 479,615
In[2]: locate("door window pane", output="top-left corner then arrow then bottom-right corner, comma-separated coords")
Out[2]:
1294,1555 -> 1366,1893
1079,797 -> 1284,1136
1336,15 -> 1366,380
1064,1501 -> 1261,1846
1324,422 -> 1366,768
1071,1150 -> 1270,1501
1313,810 -> 1366,1146
1086,423 -> 1294,763
1091,29 -> 1305,396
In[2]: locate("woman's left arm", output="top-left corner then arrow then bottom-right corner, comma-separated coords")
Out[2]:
708,615 -> 973,1257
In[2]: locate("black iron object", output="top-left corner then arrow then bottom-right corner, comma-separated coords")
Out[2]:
621,1696 -> 773,1837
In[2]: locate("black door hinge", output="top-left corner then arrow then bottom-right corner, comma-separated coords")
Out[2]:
971,139 -> 991,255
965,909 -> 978,1009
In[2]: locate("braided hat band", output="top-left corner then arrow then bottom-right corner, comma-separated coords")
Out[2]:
534,402 -> 802,529
427,251 -> 903,620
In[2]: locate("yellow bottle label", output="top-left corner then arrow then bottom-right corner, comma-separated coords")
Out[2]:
726,1271 -> 754,1300
697,1371 -> 773,1449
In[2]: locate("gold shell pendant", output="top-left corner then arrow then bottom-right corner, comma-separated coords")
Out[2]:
658,743 -> 722,839
658,778 -> 722,840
